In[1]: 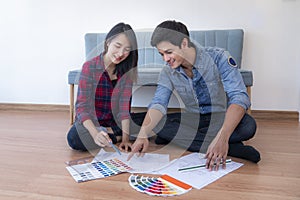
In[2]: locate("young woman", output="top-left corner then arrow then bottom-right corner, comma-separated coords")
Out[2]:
67,22 -> 144,152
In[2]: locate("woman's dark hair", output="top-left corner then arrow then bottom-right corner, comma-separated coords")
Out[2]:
103,22 -> 138,82
151,20 -> 195,48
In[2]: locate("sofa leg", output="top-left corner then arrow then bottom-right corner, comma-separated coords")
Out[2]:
246,86 -> 252,115
70,84 -> 74,125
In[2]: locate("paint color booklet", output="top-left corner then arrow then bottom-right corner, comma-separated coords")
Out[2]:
92,149 -> 171,174
66,158 -> 132,183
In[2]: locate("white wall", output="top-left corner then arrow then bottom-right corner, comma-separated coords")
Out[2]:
0,0 -> 299,112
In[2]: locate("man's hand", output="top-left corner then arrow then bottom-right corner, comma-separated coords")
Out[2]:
205,132 -> 229,171
127,137 -> 149,161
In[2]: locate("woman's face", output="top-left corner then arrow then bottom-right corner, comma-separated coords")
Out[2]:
106,33 -> 131,65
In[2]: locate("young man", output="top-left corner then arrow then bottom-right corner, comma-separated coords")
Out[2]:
128,20 -> 260,170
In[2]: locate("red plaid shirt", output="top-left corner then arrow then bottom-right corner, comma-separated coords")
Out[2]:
75,54 -> 133,127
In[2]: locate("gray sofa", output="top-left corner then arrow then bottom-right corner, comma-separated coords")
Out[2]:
68,29 -> 253,124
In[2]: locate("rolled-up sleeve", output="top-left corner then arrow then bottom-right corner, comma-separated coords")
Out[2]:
75,61 -> 97,123
217,51 -> 251,110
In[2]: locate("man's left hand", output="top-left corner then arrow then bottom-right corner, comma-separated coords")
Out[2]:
205,132 -> 229,171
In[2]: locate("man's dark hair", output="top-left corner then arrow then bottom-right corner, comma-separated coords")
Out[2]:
151,20 -> 195,48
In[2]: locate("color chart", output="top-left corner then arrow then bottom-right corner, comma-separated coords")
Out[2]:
128,174 -> 192,196
66,158 -> 132,183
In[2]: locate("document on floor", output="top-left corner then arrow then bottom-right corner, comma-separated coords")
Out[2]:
155,153 -> 243,189
92,149 -> 170,174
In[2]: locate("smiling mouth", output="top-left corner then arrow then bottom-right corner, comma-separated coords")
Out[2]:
114,56 -> 123,62
167,59 -> 175,66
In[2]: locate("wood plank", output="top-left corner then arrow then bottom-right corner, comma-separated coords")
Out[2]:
251,110 -> 299,121
0,103 -> 69,112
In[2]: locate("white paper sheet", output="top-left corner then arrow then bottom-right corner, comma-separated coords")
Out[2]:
155,153 -> 243,189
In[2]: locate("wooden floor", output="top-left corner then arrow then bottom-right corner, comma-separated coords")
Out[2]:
0,110 -> 299,200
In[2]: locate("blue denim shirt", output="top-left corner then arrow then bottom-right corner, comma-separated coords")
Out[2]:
148,46 -> 250,115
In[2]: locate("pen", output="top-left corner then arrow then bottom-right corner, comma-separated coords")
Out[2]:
109,141 -> 121,155
178,159 -> 232,172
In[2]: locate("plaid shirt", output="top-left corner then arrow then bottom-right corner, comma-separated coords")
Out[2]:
75,53 -> 133,127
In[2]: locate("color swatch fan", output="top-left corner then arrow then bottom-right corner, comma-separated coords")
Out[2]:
66,158 -> 132,183
128,174 -> 192,196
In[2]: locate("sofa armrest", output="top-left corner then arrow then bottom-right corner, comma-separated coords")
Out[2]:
239,69 -> 253,87
68,69 -> 81,85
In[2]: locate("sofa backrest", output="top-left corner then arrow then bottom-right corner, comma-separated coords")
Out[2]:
84,29 -> 244,69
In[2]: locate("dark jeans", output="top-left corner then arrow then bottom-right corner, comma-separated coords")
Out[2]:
154,112 -> 257,153
67,111 -> 256,154
67,112 -> 146,151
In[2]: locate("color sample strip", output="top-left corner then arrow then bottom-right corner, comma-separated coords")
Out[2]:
128,174 -> 192,196
66,158 -> 132,183
160,174 -> 192,190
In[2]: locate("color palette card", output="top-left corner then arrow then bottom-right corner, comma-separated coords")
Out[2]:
66,158 -> 132,183
128,174 -> 192,196
92,149 -> 171,174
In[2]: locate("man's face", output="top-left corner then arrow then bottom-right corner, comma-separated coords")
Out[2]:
156,41 -> 185,69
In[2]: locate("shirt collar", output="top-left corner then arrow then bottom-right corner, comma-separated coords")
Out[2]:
193,45 -> 203,70
170,45 -> 203,74
99,53 -> 121,79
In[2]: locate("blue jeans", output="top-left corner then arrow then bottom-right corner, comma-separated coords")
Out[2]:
67,112 -> 146,151
154,112 -> 257,153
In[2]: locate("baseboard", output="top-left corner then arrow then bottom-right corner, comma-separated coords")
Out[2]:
0,103 -> 298,121
131,107 -> 300,121
251,110 -> 299,121
0,103 -> 69,112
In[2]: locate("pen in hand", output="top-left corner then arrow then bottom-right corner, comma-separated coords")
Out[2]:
97,128 -> 121,155
109,141 -> 121,155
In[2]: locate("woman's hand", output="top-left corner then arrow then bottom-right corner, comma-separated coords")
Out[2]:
119,134 -> 132,152
119,141 -> 132,153
92,131 -> 112,147
82,120 -> 112,148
